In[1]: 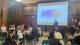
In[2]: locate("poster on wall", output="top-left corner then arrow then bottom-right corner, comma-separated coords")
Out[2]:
24,7 -> 36,15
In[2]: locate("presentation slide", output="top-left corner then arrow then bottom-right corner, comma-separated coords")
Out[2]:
37,1 -> 68,26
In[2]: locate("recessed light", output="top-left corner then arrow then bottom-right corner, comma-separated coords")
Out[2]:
16,0 -> 21,2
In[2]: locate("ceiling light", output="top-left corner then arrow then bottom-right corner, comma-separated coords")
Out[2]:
16,0 -> 21,2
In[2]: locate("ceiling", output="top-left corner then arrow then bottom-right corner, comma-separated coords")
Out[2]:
19,0 -> 70,4
19,0 -> 80,4
20,0 -> 37,4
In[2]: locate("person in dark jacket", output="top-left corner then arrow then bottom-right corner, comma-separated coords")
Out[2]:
74,36 -> 80,45
49,38 -> 62,45
49,30 -> 62,45
4,31 -> 16,45
31,28 -> 39,41
74,31 -> 80,45
48,31 -> 54,40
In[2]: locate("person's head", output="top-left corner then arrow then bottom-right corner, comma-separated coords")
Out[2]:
12,24 -> 15,25
21,24 -> 24,26
13,31 -> 16,34
10,25 -> 13,27
17,30 -> 22,33
55,20 -> 57,22
28,24 -> 33,27
9,31 -> 15,36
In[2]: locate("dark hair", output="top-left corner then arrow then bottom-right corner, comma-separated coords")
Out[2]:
8,30 -> 15,34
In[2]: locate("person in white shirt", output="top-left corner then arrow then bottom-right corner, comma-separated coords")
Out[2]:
17,29 -> 23,44
17,30 -> 23,39
37,27 -> 43,37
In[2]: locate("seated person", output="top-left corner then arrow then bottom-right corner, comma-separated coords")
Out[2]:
4,31 -> 16,45
23,29 -> 31,42
74,36 -> 80,45
49,38 -> 62,45
69,26 -> 76,35
48,28 -> 55,40
17,25 -> 21,30
49,31 -> 62,45
31,28 -> 39,41
0,25 -> 7,37
49,31 -> 65,45
74,31 -> 80,45
48,30 -> 55,40
17,30 -> 23,44
37,27 -> 43,37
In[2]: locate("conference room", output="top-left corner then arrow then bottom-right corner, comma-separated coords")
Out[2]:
0,0 -> 80,45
